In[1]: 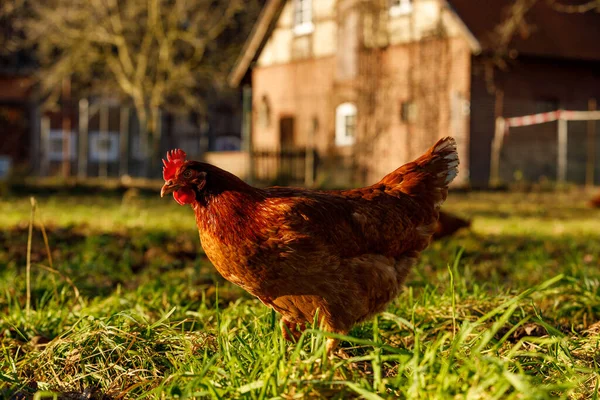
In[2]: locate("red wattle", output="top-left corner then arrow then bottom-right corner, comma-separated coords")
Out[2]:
173,188 -> 195,205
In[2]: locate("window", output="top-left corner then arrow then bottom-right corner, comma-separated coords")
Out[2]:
48,130 -> 77,161
90,132 -> 119,162
401,101 -> 417,123
344,114 -> 356,139
335,103 -> 357,146
294,0 -> 313,35
389,0 -> 413,17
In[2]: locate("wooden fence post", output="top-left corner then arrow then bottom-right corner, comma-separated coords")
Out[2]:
557,111 -> 568,184
119,107 -> 130,177
586,98 -> 597,187
78,98 -> 89,179
489,117 -> 505,187
99,101 -> 109,178
61,77 -> 72,178
40,116 -> 50,176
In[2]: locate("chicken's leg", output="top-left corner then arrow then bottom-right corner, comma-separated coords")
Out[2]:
326,338 -> 339,354
281,318 -> 304,342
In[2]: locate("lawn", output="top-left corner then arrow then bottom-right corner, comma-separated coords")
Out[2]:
1,189 -> 599,399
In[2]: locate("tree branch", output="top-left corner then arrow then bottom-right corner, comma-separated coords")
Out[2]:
545,0 -> 600,13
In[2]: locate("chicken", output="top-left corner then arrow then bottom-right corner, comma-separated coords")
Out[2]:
590,192 -> 600,208
161,137 -> 459,353
433,211 -> 471,240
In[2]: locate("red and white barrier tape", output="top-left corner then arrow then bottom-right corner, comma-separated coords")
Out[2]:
505,110 -> 600,127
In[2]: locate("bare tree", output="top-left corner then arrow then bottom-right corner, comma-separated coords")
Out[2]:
493,0 -> 600,51
8,0 -> 246,172
0,0 -> 30,68
484,0 -> 600,86
544,0 -> 600,12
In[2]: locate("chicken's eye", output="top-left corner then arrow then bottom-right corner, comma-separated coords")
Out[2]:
182,169 -> 193,178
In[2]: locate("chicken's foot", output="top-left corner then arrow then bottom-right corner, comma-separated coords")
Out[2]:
281,318 -> 303,342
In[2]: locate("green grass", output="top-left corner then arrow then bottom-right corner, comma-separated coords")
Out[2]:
1,190 -> 600,399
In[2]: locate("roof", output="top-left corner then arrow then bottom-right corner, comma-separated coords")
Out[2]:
448,0 -> 600,62
229,0 -> 600,87
228,0 -> 475,87
228,0 -> 286,88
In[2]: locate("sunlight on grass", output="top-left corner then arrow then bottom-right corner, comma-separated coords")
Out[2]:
0,195 -> 196,232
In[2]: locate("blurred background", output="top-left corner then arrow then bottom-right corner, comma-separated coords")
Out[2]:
0,0 -> 599,189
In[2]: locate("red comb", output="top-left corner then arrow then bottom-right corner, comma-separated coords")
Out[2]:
162,149 -> 187,181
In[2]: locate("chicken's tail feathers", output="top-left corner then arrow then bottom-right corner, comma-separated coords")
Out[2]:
380,136 -> 459,209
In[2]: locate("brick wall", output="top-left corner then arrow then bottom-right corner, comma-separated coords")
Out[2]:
251,36 -> 473,187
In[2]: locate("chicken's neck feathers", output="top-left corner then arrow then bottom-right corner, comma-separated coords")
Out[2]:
192,187 -> 263,242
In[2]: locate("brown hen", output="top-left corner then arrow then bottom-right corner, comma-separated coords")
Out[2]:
590,192 -> 600,208
434,211 -> 471,240
161,137 -> 459,352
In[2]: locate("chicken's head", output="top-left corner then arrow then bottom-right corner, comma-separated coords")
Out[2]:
160,149 -> 206,205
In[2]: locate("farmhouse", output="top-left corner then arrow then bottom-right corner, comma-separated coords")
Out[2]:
229,0 -> 600,187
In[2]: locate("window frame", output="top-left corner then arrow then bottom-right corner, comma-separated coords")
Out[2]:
335,102 -> 357,147
389,0 -> 413,17
293,0 -> 314,36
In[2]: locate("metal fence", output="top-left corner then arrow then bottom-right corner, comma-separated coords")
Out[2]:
252,148 -> 315,186
490,109 -> 600,186
36,98 -> 211,179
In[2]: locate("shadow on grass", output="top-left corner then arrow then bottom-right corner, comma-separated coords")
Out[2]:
0,224 -> 251,307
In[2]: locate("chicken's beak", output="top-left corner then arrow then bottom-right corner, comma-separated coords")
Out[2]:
161,181 -> 180,197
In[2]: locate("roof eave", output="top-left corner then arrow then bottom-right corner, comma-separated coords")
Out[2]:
228,0 -> 287,88
442,0 -> 482,55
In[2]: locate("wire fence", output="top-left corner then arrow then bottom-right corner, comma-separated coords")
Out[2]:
490,109 -> 600,186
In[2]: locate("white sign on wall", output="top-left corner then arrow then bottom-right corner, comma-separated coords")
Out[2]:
89,131 -> 119,162
48,130 -> 77,161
